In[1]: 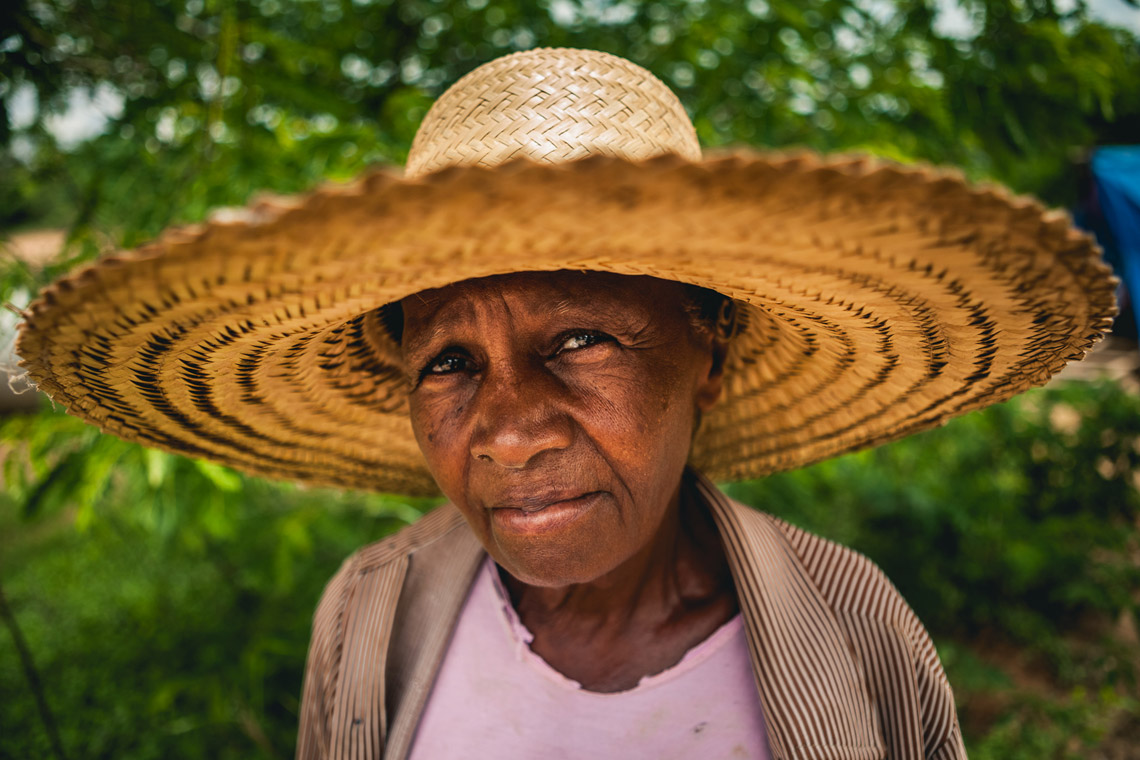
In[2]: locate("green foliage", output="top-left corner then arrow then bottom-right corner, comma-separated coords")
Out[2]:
1,410 -> 436,759
968,686 -> 1135,760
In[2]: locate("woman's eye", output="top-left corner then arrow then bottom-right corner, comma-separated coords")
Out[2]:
557,331 -> 611,353
425,354 -> 470,375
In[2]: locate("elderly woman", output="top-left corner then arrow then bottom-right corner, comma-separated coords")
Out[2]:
16,49 -> 1115,760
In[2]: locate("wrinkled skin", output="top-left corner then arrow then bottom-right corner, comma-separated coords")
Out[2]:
401,271 -> 738,692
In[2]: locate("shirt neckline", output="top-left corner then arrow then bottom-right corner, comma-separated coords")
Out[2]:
481,557 -> 745,696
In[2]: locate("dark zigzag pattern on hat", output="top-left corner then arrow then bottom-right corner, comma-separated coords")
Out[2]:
694,254 -> 953,434
705,282 -> 1079,478
697,261 -> 987,459
33,268 -> 431,492
117,330 -> 394,478
699,284 -> 996,469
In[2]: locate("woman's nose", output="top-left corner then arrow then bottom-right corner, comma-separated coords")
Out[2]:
469,367 -> 572,469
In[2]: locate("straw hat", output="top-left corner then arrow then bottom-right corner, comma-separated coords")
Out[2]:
15,48 -> 1117,496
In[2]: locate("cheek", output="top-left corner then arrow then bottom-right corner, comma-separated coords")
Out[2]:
577,360 -> 699,481
409,391 -> 471,486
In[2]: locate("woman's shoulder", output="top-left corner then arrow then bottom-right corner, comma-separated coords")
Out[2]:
310,504 -> 474,626
721,496 -> 924,629
298,505 -> 482,757
717,495 -> 952,677
350,503 -> 470,574
717,496 -> 965,758
773,515 -> 915,622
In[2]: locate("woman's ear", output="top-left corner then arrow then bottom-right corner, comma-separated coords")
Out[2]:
683,287 -> 735,415
695,336 -> 728,414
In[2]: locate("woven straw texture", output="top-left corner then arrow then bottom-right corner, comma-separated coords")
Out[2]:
16,48 -> 1117,496
406,48 -> 700,177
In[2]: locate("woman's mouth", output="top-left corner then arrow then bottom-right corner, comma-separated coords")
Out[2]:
489,491 -> 605,535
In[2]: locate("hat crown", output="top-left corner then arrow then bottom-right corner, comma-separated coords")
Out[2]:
405,48 -> 702,179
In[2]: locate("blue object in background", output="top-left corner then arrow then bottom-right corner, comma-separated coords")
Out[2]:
1091,146 -> 1140,335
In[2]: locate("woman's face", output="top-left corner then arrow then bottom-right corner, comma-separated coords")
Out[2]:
401,271 -> 724,587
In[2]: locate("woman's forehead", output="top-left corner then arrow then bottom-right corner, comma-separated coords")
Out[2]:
401,271 -> 685,328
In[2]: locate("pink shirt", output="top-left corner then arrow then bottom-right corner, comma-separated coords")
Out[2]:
409,558 -> 772,759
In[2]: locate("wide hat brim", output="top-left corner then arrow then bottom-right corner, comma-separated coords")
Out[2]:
16,151 -> 1117,495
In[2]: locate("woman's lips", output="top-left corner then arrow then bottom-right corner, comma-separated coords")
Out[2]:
489,491 -> 604,535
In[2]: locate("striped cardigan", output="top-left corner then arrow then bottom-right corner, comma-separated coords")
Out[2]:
297,474 -> 967,759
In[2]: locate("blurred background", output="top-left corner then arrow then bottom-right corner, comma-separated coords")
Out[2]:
2,0 -> 1140,757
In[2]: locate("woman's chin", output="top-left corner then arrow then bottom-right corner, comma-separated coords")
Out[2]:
489,528 -> 627,588
479,492 -> 613,585
494,554 -> 619,588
